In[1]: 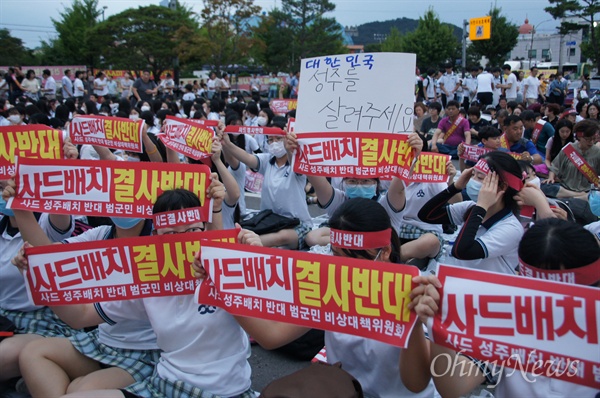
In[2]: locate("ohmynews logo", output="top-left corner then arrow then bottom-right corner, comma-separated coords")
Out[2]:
430,350 -> 581,387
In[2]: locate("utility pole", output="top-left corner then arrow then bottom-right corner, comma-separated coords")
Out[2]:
462,19 -> 468,78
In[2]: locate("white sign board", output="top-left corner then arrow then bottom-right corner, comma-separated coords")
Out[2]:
295,52 -> 417,134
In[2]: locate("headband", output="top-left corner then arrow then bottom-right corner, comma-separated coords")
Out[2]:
330,228 -> 391,250
473,158 -> 523,191
519,258 -> 600,286
153,207 -> 206,229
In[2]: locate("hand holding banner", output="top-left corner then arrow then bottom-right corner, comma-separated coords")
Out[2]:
271,99 -> 297,115
197,241 -> 420,348
69,115 -> 144,153
0,125 -> 64,179
224,125 -> 285,136
159,116 -> 214,160
9,158 -> 212,218
24,229 -> 238,305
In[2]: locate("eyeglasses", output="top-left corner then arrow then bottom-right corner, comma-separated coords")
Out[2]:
161,227 -> 205,235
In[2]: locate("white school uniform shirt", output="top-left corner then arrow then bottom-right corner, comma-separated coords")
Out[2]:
388,183 -> 445,235
524,76 -> 541,99
505,73 -> 518,99
476,72 -> 494,94
495,370 -> 598,398
254,153 -> 312,225
65,224 -> 158,350
423,76 -> 436,98
0,214 -> 74,312
440,72 -> 459,95
326,331 -> 435,398
229,162 -> 247,216
584,220 -> 600,240
94,77 -> 109,96
445,202 -> 523,274
99,292 -> 251,397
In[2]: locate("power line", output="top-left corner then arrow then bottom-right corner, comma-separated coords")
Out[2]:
0,23 -> 55,29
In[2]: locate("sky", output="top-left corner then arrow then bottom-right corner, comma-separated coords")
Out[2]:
0,0 -> 560,49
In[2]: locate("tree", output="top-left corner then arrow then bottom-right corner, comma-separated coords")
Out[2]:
545,0 -> 600,72
381,27 -> 403,52
468,7 -> 518,67
253,10 -> 297,72
46,0 -> 103,67
401,8 -> 460,70
280,0 -> 346,68
0,29 -> 35,66
200,0 -> 262,73
92,5 -> 197,80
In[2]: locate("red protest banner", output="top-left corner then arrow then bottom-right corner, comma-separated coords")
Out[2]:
406,153 -> 450,183
287,118 -> 296,134
189,119 -> 219,127
562,143 -> 600,187
69,115 -> 144,153
197,241 -> 420,348
293,132 -> 417,180
159,116 -> 214,160
431,264 -> 600,389
153,206 -> 208,228
271,99 -> 297,115
24,229 -> 238,305
0,125 -> 64,179
224,125 -> 286,136
9,158 -> 212,218
459,144 -> 492,163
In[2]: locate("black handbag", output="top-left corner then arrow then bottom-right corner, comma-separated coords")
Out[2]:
240,210 -> 300,235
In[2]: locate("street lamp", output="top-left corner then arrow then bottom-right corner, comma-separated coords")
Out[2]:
529,19 -> 553,68
102,6 -> 107,21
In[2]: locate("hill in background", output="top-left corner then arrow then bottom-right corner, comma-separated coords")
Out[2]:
347,17 -> 463,45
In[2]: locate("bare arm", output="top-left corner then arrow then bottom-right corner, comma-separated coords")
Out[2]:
221,131 -> 259,170
234,316 -> 311,350
400,321 -> 432,393
212,140 -> 240,207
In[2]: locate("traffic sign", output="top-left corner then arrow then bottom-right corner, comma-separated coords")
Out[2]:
566,41 -> 577,46
469,16 -> 491,41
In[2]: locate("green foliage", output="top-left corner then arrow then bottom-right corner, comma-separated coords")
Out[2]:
45,0 -> 103,66
364,43 -> 382,53
381,27 -> 403,52
545,0 -> 600,70
468,7 -> 519,67
92,5 -> 197,80
401,8 -> 460,70
353,18 -> 462,45
253,10 -> 296,72
0,29 -> 36,66
200,0 -> 262,73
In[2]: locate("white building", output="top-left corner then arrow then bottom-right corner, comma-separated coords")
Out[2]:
510,18 -> 583,69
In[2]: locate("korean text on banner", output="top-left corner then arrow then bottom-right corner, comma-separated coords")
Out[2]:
405,153 -> 450,183
197,241 -> 420,348
69,115 -> 144,153
459,144 -> 492,163
295,53 -> 416,135
159,116 -> 215,160
224,125 -> 286,136
8,158 -> 212,218
431,264 -> 600,389
24,229 -> 238,305
0,125 -> 64,179
271,99 -> 297,115
293,132 -> 417,180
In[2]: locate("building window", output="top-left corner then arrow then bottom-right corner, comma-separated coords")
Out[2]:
528,49 -> 537,58
542,49 -> 551,59
569,48 -> 576,57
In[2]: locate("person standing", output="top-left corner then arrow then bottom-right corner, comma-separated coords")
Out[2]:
498,64 -> 517,103
61,69 -> 73,100
73,71 -> 86,100
475,66 -> 494,107
423,68 -> 438,103
523,67 -> 542,106
41,69 -> 56,100
93,71 -> 109,101
132,70 -> 157,104
439,63 -> 460,109
119,72 -> 133,101
268,72 -> 279,100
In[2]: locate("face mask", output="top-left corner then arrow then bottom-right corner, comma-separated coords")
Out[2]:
466,179 -> 482,202
267,141 -> 287,158
8,115 -> 21,124
129,114 -> 139,121
589,190 -> 600,216
0,197 -> 15,217
127,156 -> 141,162
81,106 -> 87,113
257,116 -> 267,127
110,103 -> 119,110
528,176 -> 541,189
111,217 -> 143,229
99,112 -> 108,116
141,105 -> 151,112
345,184 -> 377,199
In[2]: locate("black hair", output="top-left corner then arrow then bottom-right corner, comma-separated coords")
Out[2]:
479,151 -> 523,214
519,218 -> 599,275
140,110 -> 154,127
43,69 -> 51,76
118,98 -> 131,115
156,109 -> 172,124
328,198 -> 401,263
271,116 -> 287,130
446,100 -> 460,109
153,188 -> 201,214
246,102 -> 259,116
576,98 -> 589,114
550,119 -> 574,161
478,126 -> 502,140
24,104 -> 41,117
503,114 -> 522,127
28,113 -> 51,126
546,103 -> 560,116
428,102 -> 442,113
54,105 -> 70,123
192,110 -> 207,119
467,106 -> 481,118
84,101 -> 98,115
520,110 -> 536,121
259,99 -> 270,110
517,159 -> 535,176
502,64 -> 511,71
261,107 -> 274,125
181,101 -> 193,118
210,99 -> 220,113
152,100 -> 163,114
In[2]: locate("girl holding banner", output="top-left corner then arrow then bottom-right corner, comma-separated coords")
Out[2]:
418,151 -> 525,275
409,218 -> 600,397
0,140 -> 79,384
219,198 -> 436,398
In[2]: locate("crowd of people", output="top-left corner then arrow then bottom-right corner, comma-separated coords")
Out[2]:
0,62 -> 598,398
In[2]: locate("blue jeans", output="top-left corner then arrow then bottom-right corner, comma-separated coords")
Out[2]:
268,88 -> 278,100
435,143 -> 458,159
